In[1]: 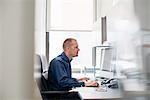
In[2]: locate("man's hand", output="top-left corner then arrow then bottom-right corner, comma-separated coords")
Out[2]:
84,80 -> 99,87
77,77 -> 89,81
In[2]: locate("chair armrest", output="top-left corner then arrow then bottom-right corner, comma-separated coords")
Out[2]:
41,90 -> 70,94
40,91 -> 81,100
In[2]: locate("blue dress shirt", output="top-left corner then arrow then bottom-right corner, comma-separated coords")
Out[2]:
48,52 -> 85,91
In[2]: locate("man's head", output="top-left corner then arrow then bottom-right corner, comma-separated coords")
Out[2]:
63,38 -> 80,59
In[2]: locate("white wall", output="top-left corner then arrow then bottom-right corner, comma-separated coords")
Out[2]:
35,0 -> 46,55
0,0 -> 2,98
94,0 -> 150,42
93,0 -> 150,72
0,0 -> 35,99
133,0 -> 150,30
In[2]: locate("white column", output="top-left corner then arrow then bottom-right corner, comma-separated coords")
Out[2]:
0,0 -> 35,99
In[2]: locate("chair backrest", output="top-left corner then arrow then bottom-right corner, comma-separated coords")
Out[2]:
40,55 -> 49,80
34,54 -> 49,91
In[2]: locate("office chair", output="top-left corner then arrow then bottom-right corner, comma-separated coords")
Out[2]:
34,54 -> 81,100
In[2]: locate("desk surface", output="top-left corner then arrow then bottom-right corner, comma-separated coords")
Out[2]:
72,73 -> 124,99
71,79 -> 150,100
71,87 -> 123,100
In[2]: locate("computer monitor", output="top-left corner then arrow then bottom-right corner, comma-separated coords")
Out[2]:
100,47 -> 113,72
92,45 -> 117,79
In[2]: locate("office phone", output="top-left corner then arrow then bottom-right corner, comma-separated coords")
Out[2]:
101,78 -> 119,89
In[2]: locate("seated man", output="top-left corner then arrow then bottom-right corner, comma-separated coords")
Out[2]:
48,38 -> 98,91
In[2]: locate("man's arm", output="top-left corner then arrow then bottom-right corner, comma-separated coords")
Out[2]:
51,60 -> 85,89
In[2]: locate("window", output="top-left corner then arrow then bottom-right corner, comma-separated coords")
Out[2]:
47,0 -> 99,75
47,0 -> 94,31
49,31 -> 98,69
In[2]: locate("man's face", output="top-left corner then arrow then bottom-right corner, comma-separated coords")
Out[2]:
69,40 -> 80,57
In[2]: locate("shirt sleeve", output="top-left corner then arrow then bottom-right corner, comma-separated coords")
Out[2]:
51,60 -> 85,89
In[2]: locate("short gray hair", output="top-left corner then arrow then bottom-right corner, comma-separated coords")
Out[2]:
63,38 -> 76,50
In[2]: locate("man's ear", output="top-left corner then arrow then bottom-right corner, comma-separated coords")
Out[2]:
66,47 -> 70,51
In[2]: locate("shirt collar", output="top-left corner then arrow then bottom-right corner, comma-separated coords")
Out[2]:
61,52 -> 72,62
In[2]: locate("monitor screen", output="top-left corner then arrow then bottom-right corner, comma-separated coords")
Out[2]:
92,46 -> 117,79
100,47 -> 113,72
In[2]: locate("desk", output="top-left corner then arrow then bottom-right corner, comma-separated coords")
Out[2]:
122,79 -> 150,99
71,87 -> 123,100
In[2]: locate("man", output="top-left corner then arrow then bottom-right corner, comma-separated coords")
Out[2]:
48,38 -> 98,91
